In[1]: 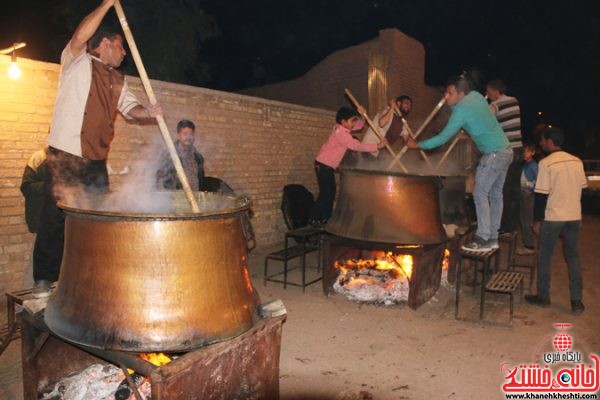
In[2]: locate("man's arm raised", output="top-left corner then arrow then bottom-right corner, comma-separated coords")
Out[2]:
70,0 -> 116,57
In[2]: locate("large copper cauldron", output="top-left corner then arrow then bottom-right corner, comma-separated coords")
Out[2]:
44,192 -> 261,352
326,168 -> 447,244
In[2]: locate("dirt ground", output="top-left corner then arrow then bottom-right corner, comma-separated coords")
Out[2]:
1,215 -> 599,400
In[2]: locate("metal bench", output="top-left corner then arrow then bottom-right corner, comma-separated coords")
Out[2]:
481,271 -> 524,323
264,226 -> 323,292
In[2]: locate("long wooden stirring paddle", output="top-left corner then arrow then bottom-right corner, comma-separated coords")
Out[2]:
114,0 -> 200,212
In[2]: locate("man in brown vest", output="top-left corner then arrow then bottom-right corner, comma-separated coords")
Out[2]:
33,0 -> 162,298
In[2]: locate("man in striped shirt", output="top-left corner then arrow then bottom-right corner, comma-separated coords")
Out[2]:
486,80 -> 522,234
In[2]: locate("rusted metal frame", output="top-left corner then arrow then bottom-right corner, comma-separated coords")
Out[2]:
0,288 -> 34,355
0,294 -> 17,355
25,331 -> 50,364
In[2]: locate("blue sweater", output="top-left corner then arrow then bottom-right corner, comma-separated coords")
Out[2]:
419,91 -> 509,153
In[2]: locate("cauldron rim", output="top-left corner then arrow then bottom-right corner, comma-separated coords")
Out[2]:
340,167 -> 467,179
57,191 -> 251,220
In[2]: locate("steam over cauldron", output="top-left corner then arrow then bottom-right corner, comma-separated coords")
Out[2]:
44,192 -> 261,352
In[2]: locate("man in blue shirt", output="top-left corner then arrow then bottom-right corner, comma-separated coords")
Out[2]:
406,75 -> 512,251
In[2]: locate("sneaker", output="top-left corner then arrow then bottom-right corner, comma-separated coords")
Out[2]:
487,239 -> 499,249
525,294 -> 551,308
516,246 -> 535,255
571,300 -> 585,315
462,237 -> 492,252
32,280 -> 52,299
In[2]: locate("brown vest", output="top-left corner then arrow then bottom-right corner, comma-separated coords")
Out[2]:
80,59 -> 125,160
386,114 -> 405,146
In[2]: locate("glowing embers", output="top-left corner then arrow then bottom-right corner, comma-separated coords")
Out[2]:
139,352 -> 173,366
333,251 -> 413,305
40,353 -> 176,399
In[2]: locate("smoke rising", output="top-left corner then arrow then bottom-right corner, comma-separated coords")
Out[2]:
53,134 -> 241,215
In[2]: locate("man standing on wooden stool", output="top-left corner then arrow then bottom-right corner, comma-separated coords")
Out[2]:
33,0 -> 163,298
525,127 -> 587,315
406,73 -> 512,252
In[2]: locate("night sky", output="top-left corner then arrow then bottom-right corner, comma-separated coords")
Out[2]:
2,0 -> 599,156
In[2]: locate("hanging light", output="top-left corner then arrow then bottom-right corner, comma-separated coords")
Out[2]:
8,50 -> 21,79
0,42 -> 27,80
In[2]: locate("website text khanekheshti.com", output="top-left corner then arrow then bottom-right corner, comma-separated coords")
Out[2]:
505,393 -> 598,399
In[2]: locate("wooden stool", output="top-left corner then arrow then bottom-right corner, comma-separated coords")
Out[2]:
455,247 -> 500,319
500,230 -> 537,290
481,271 -> 524,323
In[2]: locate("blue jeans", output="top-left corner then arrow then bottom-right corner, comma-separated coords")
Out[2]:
537,220 -> 583,301
473,148 -> 513,240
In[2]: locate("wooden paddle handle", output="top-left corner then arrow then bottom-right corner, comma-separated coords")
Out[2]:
413,96 -> 446,138
114,0 -> 200,213
435,134 -> 461,172
386,96 -> 445,171
344,89 -> 401,164
392,105 -> 433,169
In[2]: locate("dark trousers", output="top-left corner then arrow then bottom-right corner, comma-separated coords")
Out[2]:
519,190 -> 535,248
309,161 -> 336,222
500,147 -> 523,232
33,147 -> 109,282
537,220 -> 582,301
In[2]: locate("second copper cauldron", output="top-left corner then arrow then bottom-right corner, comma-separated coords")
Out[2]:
44,192 -> 261,352
326,168 -> 448,244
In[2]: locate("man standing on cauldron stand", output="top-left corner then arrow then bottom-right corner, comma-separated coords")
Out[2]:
309,106 -> 387,227
486,79 -> 523,236
405,74 -> 512,252
32,0 -> 162,298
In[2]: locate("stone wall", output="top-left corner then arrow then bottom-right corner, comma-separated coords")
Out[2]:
0,55 -> 333,300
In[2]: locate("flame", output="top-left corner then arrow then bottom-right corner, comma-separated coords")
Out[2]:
334,251 -> 413,279
139,352 -> 172,366
442,248 -> 450,270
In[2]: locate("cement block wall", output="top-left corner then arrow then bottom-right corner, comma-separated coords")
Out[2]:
0,55 -> 333,302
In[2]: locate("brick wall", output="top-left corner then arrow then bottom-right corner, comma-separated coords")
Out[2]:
0,54 -> 333,303
240,29 -> 446,133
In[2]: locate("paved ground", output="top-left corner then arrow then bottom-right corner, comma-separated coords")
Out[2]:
1,215 -> 599,399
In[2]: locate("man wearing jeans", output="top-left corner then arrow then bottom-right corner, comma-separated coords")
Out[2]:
525,127 -> 587,315
406,74 -> 511,251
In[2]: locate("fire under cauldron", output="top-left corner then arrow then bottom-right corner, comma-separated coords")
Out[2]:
44,192 -> 261,352
323,168 -> 469,309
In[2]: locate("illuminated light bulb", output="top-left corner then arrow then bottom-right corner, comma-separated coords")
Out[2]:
8,51 -> 21,79
8,61 -> 21,79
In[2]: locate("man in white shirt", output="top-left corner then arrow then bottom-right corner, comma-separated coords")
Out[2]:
33,0 -> 162,298
361,95 -> 413,158
525,127 -> 587,315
